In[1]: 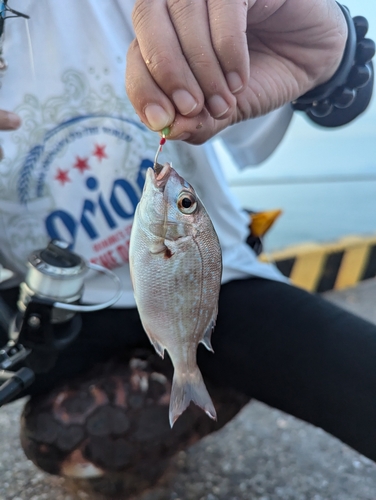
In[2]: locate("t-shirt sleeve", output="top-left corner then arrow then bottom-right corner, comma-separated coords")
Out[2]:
218,104 -> 293,169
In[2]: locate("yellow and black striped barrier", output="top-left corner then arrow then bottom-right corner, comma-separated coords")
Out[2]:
259,235 -> 376,293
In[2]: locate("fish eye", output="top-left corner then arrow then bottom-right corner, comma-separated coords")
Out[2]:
177,192 -> 197,214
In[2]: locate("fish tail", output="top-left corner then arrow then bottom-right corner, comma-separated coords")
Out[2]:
169,366 -> 217,427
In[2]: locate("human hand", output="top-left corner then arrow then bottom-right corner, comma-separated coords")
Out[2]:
126,0 -> 347,144
0,110 -> 21,158
0,110 -> 21,131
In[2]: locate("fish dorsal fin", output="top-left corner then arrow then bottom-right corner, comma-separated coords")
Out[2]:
200,319 -> 215,353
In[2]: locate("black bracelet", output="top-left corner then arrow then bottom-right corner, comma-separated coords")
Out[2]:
292,3 -> 375,127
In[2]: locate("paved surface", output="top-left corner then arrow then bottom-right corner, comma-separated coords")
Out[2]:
1,279 -> 376,500
323,278 -> 376,324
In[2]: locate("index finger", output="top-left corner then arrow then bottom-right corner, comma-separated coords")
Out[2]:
132,0 -> 205,117
207,0 -> 251,94
132,0 -> 246,121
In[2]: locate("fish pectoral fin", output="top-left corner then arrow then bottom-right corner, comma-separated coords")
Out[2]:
149,241 -> 175,259
169,366 -> 217,427
200,321 -> 215,353
149,242 -> 167,255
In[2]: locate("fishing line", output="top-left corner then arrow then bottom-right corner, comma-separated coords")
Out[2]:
24,18 -> 35,81
154,126 -> 170,167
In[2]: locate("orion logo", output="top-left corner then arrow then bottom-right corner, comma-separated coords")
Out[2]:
17,114 -> 156,267
45,158 -> 152,248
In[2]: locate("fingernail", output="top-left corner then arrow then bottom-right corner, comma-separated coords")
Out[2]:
7,112 -> 21,129
226,72 -> 244,94
144,104 -> 171,130
175,132 -> 191,141
172,90 -> 197,116
207,95 -> 229,119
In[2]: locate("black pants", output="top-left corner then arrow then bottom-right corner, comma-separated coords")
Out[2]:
1,278 -> 376,461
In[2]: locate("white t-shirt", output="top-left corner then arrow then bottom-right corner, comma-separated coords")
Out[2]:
0,0 -> 291,307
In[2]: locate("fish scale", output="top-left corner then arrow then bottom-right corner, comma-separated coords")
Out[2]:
129,162 -> 222,426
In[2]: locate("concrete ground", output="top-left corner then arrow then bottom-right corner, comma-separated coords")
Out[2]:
1,279 -> 376,500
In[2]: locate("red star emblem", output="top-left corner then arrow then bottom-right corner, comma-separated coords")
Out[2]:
55,168 -> 71,185
73,156 -> 90,173
93,144 -> 108,162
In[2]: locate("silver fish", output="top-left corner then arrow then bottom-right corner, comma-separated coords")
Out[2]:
129,162 -> 222,426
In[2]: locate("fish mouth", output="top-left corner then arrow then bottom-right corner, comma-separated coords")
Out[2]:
153,162 -> 172,188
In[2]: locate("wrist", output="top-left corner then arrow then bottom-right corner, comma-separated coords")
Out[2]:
292,3 -> 375,124
313,2 -> 348,87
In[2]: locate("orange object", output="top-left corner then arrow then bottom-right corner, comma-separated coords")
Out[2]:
250,209 -> 282,237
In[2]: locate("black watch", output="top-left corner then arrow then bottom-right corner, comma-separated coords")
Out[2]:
292,3 -> 375,127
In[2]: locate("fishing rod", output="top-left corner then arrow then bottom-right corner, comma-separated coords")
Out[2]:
0,240 -> 123,406
0,0 -> 29,69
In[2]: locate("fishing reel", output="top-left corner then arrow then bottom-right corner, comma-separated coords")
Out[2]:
0,240 -> 122,406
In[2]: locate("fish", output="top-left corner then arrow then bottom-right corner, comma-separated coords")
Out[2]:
129,162 -> 222,426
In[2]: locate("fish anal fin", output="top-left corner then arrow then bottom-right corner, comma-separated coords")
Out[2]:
169,366 -> 217,427
147,335 -> 165,359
